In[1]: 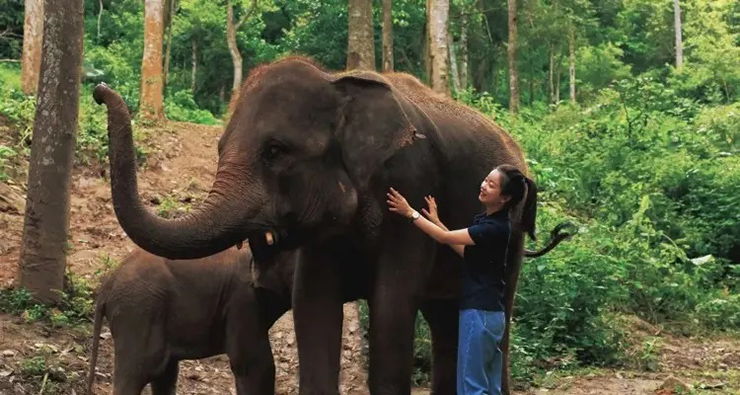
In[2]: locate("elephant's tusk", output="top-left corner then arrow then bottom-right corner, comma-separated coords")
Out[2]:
265,231 -> 274,246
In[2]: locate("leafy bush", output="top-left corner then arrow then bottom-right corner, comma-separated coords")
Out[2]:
0,271 -> 95,328
165,89 -> 219,125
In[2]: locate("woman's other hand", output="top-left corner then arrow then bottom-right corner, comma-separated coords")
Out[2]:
422,195 -> 440,224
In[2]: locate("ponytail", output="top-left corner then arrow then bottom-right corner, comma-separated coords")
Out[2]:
495,164 -> 538,240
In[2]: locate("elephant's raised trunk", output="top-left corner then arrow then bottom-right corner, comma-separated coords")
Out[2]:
94,84 -> 264,260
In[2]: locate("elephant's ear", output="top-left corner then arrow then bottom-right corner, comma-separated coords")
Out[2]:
332,73 -> 424,187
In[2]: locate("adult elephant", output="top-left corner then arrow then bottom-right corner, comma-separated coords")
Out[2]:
93,56 -> 567,395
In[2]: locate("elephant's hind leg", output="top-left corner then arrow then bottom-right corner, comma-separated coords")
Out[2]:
150,360 -> 179,395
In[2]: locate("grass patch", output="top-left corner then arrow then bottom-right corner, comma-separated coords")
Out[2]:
0,271 -> 96,329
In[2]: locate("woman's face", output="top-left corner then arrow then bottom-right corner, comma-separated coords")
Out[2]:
478,169 -> 508,206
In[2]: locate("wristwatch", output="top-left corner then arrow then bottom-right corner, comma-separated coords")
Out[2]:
409,210 -> 420,221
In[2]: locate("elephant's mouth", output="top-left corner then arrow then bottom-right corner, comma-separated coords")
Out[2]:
241,228 -> 302,263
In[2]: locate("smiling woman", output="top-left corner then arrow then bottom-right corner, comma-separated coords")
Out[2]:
387,163 -> 534,395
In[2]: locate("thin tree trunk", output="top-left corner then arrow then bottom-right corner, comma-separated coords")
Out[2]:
529,78 -> 534,105
423,6 -> 431,83
448,31 -> 460,94
97,0 -> 103,39
191,38 -> 197,95
19,0 -> 84,304
548,45 -> 554,104
347,0 -> 375,70
507,0 -> 519,113
555,61 -> 561,102
21,0 -> 44,95
673,0 -> 683,69
226,0 -> 243,93
381,0 -> 393,72
459,12 -> 468,89
569,25 -> 575,104
428,0 -> 450,96
163,0 -> 175,91
141,0 -> 165,120
226,0 -> 257,98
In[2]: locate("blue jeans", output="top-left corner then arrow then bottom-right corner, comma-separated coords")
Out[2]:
457,309 -> 506,395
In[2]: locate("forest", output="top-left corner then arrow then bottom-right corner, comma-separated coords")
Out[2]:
0,0 -> 738,394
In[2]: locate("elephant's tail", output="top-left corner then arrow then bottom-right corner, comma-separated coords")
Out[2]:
524,222 -> 578,258
87,297 -> 105,395
522,178 -> 538,241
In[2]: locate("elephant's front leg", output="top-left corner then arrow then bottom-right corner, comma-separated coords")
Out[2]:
293,247 -> 344,395
368,229 -> 436,395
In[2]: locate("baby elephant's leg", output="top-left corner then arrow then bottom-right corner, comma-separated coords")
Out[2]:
150,360 -> 179,395
112,346 -> 150,395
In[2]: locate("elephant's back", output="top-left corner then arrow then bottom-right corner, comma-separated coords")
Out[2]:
383,72 -> 527,174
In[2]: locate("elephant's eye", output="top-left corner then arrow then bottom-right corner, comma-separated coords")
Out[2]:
263,142 -> 289,163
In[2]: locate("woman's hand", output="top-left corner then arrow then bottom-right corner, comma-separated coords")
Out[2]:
422,195 -> 440,224
387,187 -> 415,218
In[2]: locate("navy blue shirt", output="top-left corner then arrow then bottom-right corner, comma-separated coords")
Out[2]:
460,208 -> 511,312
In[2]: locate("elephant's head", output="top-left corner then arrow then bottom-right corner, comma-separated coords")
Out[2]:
95,57 -> 425,261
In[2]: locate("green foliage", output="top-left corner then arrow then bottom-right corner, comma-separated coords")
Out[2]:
165,90 -> 219,125
19,354 -> 68,394
0,271 -> 96,328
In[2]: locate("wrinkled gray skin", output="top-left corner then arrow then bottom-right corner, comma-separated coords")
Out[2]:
86,247 -> 294,395
93,56 -> 570,395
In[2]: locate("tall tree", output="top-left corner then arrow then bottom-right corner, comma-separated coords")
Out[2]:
163,0 -> 176,91
448,31 -> 460,93
459,12 -> 469,90
21,0 -> 43,95
427,0 -> 450,95
381,0 -> 394,72
673,0 -> 683,69
569,24 -> 575,104
226,0 -> 257,95
19,0 -> 84,304
507,0 -> 519,113
347,0 -> 375,70
141,0 -> 165,121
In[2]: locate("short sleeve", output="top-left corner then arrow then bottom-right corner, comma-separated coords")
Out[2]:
467,221 -> 506,246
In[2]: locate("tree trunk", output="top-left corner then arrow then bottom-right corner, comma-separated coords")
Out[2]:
21,0 -> 44,96
423,6 -> 431,83
673,0 -> 683,69
555,65 -> 561,103
347,0 -> 375,70
97,0 -> 103,39
226,0 -> 243,94
163,0 -> 175,91
427,0 -> 450,96
19,0 -> 84,304
226,0 -> 257,101
459,13 -> 468,90
507,0 -> 519,113
381,0 -> 393,72
191,38 -> 197,95
141,0 -> 165,121
448,31 -> 460,94
548,45 -> 554,104
569,25 -> 576,104
529,77 -> 534,105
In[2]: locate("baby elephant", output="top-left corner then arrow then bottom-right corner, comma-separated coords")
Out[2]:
86,246 -> 296,395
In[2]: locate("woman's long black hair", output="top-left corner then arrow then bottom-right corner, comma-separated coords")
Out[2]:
496,164 -> 538,240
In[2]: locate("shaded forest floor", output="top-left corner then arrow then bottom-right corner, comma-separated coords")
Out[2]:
0,118 -> 738,394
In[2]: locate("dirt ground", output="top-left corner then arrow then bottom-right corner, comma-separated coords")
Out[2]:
1,120 -> 738,394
